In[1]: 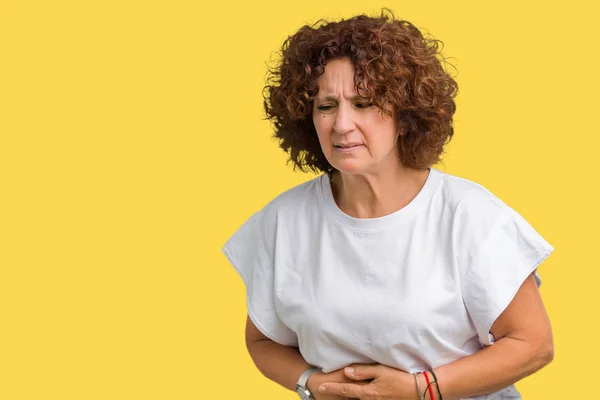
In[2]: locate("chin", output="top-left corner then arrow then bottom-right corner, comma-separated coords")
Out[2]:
331,160 -> 369,175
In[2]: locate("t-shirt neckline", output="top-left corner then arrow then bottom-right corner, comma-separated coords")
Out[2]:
319,167 -> 442,230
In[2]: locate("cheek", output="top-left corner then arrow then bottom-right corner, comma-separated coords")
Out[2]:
360,116 -> 397,148
313,115 -> 333,136
372,113 -> 397,134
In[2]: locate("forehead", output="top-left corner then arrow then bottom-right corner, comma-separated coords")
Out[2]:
317,59 -> 356,88
321,58 -> 355,76
316,58 -> 368,98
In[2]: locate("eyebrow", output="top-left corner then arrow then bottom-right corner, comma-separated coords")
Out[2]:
315,95 -> 369,102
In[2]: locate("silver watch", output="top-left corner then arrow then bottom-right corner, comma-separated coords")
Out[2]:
296,367 -> 320,400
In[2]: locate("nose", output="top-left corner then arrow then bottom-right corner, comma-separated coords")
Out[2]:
333,103 -> 356,135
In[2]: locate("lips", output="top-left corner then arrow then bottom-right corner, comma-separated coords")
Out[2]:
334,143 -> 364,153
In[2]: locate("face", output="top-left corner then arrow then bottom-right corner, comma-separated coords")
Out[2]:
312,57 -> 402,176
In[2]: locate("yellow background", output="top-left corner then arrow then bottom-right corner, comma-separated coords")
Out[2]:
1,0 -> 598,399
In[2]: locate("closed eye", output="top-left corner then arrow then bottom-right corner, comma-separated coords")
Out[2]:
316,105 -> 334,111
315,101 -> 373,111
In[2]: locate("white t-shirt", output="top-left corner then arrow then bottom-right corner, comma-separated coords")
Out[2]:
222,167 -> 554,400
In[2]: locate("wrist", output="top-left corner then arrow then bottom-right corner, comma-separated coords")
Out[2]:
419,373 -> 429,399
419,371 -> 441,400
306,370 -> 323,395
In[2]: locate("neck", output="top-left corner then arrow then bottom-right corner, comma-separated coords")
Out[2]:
330,165 -> 430,219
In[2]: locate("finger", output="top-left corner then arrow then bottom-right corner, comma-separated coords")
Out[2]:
319,382 -> 364,398
344,364 -> 381,381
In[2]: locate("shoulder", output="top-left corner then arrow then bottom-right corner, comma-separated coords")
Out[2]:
434,170 -> 518,262
223,175 -> 323,254
257,174 -> 324,218
249,174 -> 324,242
435,168 -> 509,219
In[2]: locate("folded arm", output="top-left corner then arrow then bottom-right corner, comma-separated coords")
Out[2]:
432,273 -> 554,399
245,315 -> 358,400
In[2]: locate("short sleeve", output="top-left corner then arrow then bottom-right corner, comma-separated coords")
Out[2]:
460,207 -> 554,346
221,209 -> 298,346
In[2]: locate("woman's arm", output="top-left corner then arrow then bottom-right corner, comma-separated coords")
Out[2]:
245,314 -> 357,400
245,314 -> 312,391
433,273 -> 554,399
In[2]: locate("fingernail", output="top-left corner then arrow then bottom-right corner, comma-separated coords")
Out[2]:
319,385 -> 326,393
345,367 -> 354,374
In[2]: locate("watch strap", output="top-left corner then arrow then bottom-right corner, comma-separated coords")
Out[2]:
297,367 -> 320,389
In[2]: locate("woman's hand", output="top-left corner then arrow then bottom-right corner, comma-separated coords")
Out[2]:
317,363 -> 418,400
307,367 -> 370,400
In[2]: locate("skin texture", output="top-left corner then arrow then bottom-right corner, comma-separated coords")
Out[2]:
312,57 -> 401,178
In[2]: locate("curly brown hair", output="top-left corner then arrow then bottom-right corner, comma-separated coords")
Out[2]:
263,9 -> 459,174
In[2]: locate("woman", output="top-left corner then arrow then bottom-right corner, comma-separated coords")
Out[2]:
222,10 -> 554,400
